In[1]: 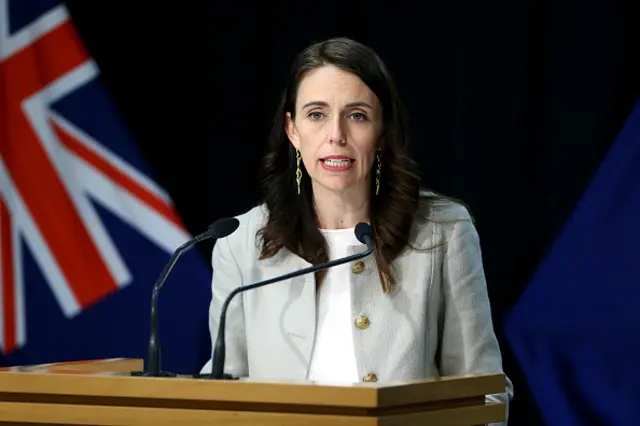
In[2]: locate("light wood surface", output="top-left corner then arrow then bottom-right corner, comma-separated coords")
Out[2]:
0,358 -> 506,425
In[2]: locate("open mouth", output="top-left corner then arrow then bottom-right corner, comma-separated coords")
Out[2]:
320,156 -> 355,171
321,158 -> 354,167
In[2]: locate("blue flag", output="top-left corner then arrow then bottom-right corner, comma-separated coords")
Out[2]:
505,100 -> 640,425
0,0 -> 212,374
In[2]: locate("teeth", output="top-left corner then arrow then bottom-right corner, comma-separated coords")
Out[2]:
324,159 -> 351,166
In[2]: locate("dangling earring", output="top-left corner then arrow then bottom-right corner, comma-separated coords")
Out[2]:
296,149 -> 302,195
375,151 -> 382,196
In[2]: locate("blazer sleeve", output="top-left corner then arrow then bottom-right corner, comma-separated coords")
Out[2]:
439,217 -> 514,425
203,235 -> 249,377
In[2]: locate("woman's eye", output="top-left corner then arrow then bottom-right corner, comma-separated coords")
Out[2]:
350,112 -> 367,121
308,111 -> 324,120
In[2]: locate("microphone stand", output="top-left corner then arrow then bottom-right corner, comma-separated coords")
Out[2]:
131,218 -> 238,377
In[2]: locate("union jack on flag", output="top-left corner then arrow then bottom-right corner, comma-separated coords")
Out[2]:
0,0 -> 211,372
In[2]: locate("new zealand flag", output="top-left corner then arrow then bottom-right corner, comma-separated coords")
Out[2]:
0,0 -> 212,374
505,100 -> 640,425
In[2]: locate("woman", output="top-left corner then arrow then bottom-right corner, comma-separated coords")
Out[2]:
202,37 -> 513,420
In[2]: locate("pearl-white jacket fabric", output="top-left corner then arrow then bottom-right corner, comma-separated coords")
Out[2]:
201,198 -> 513,424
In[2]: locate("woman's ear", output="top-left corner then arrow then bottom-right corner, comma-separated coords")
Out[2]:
285,112 -> 300,149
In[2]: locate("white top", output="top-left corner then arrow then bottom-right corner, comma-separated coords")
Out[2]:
306,228 -> 361,384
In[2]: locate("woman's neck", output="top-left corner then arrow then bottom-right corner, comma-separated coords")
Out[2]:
312,183 -> 370,229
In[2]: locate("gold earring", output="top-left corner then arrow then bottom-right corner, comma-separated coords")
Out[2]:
375,151 -> 382,196
296,149 -> 302,195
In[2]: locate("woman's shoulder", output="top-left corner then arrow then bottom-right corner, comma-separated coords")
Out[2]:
410,191 -> 476,246
414,191 -> 474,223
235,203 -> 269,228
222,203 -> 268,254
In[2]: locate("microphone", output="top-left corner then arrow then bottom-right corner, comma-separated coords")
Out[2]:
195,222 -> 375,380
131,216 -> 240,377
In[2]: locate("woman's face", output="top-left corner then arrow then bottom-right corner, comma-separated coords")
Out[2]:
285,65 -> 383,197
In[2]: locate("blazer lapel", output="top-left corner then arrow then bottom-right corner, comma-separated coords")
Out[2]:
259,248 -> 316,380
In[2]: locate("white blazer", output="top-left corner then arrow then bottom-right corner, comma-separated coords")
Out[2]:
201,198 -> 513,423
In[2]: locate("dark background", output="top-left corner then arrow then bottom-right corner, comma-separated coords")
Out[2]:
64,1 -> 640,424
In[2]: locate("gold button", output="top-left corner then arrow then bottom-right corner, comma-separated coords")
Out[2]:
355,316 -> 370,329
351,260 -> 365,274
363,373 -> 377,382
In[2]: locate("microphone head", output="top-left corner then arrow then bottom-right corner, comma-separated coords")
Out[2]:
209,217 -> 240,238
354,222 -> 373,247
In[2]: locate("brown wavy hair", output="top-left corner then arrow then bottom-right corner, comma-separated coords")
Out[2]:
257,37 -> 424,293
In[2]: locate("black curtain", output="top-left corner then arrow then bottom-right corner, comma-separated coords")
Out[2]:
65,1 -> 640,424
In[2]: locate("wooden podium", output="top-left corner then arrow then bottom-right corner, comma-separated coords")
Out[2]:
0,358 -> 506,425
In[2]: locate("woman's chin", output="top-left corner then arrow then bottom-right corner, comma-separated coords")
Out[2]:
311,178 -> 368,195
